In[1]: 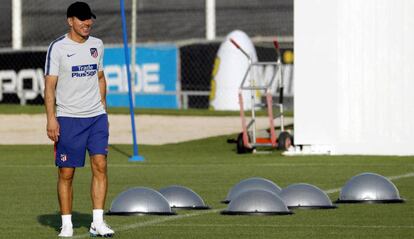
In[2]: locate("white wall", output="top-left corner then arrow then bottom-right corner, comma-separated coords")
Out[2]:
295,0 -> 414,155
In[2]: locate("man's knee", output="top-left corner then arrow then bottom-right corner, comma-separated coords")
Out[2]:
91,155 -> 107,175
59,168 -> 75,182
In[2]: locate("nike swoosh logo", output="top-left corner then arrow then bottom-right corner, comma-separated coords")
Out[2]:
67,53 -> 76,57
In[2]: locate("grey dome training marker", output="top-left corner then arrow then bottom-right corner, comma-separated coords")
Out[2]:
159,185 -> 210,209
107,187 -> 176,215
222,177 -> 282,203
280,183 -> 336,209
221,189 -> 293,215
336,173 -> 404,203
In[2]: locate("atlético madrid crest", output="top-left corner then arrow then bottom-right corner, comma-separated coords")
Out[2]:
60,154 -> 68,162
90,48 -> 98,58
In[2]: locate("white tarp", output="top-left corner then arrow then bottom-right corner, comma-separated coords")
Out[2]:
294,0 -> 414,155
209,30 -> 257,110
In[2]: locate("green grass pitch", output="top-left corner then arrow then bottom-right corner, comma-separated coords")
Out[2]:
0,135 -> 413,238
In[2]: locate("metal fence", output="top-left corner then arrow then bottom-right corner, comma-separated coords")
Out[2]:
0,0 -> 293,109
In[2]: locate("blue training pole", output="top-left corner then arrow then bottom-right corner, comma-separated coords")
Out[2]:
120,0 -> 144,161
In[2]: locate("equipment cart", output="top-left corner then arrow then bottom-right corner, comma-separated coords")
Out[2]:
230,39 -> 293,154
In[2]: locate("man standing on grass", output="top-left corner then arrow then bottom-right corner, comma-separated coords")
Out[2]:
44,2 -> 114,237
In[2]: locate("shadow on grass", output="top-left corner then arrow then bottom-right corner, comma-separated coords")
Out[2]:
109,144 -> 131,158
37,211 -> 92,232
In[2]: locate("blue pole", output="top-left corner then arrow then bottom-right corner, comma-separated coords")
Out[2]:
120,0 -> 144,162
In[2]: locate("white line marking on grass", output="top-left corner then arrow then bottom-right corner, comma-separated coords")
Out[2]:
147,223 -> 414,229
72,171 -> 414,238
388,172 -> 414,180
324,187 -> 343,194
72,209 -> 222,238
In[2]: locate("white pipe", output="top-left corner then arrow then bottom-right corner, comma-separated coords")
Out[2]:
12,0 -> 22,49
206,0 -> 216,40
131,0 -> 137,106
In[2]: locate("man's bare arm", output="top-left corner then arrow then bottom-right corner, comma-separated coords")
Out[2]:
98,71 -> 107,111
44,75 -> 59,142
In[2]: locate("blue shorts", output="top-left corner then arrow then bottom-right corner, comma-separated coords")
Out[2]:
55,114 -> 109,168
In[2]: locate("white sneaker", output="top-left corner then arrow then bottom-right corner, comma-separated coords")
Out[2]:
89,221 -> 114,237
58,224 -> 73,237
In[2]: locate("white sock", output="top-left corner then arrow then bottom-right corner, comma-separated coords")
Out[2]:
93,209 -> 104,225
61,214 -> 72,227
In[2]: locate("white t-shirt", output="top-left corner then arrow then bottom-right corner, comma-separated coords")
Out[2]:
45,34 -> 106,117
